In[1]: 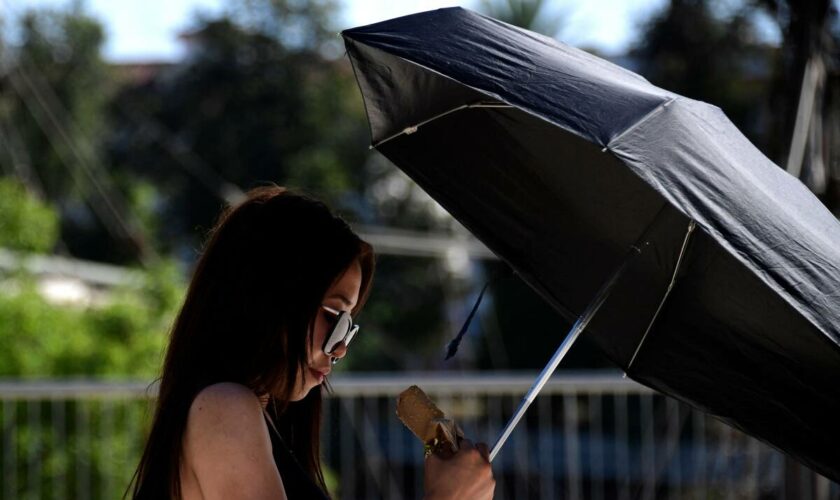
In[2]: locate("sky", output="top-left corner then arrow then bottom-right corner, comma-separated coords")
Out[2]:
8,0 -> 673,62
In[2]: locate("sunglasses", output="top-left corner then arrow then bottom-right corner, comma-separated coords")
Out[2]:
321,305 -> 360,363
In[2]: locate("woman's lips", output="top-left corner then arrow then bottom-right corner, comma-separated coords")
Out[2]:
309,367 -> 329,383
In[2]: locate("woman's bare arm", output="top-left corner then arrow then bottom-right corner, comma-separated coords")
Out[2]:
183,383 -> 287,500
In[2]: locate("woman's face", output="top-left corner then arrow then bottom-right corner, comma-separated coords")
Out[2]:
291,259 -> 362,401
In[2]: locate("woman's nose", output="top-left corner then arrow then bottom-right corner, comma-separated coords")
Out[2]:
330,341 -> 349,362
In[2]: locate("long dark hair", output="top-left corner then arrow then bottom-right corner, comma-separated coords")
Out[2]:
130,187 -> 375,499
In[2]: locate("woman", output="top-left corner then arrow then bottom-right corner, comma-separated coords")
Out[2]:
130,186 -> 494,499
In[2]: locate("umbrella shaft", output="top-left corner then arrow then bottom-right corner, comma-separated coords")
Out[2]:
489,247 -> 641,463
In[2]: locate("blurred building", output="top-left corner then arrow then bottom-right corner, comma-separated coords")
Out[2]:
0,248 -> 139,307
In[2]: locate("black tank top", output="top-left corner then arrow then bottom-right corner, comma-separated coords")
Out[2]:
262,412 -> 330,500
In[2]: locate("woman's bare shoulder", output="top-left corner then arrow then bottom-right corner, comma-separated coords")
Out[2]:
186,382 -> 267,443
191,382 -> 262,413
183,383 -> 285,499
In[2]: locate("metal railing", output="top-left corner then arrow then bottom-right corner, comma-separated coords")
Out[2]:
1,373 -> 837,500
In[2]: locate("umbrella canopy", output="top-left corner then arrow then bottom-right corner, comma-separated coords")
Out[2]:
342,7 -> 840,481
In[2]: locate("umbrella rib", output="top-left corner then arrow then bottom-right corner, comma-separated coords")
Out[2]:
371,101 -> 513,149
627,219 -> 697,371
605,97 -> 678,151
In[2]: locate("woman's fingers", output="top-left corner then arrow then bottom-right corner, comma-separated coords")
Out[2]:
423,437 -> 496,500
475,442 -> 490,462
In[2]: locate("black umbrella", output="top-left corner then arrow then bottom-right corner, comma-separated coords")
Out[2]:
342,8 -> 840,481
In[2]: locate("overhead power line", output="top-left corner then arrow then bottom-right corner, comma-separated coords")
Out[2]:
7,61 -> 156,264
116,100 -> 246,205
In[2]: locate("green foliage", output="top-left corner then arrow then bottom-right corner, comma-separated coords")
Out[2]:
108,16 -> 372,256
0,5 -> 142,263
0,177 -> 60,252
0,262 -> 183,378
0,261 -> 182,498
12,5 -> 110,200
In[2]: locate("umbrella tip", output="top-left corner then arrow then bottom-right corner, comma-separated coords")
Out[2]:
444,340 -> 460,361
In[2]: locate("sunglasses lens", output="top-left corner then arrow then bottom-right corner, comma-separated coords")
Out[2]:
324,313 -> 352,354
344,325 -> 359,347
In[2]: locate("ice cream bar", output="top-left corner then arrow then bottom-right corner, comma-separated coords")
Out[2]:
396,385 -> 464,457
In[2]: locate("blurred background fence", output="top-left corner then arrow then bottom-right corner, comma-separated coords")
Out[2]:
2,372 -> 838,500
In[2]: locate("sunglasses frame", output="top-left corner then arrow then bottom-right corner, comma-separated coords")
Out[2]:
321,305 -> 359,360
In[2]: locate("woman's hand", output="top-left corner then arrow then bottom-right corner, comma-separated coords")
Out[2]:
423,439 -> 495,500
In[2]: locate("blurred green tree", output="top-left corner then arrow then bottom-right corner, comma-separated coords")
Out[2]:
107,16 -> 371,255
0,268 -> 179,378
0,177 -> 181,499
0,179 -> 180,375
12,6 -> 108,199
0,177 -> 59,253
0,259 -> 183,500
0,6 -> 152,263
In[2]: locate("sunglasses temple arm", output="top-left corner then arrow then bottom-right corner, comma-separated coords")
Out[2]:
488,246 -> 641,463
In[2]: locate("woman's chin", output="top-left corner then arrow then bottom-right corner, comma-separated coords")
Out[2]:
289,381 -> 319,401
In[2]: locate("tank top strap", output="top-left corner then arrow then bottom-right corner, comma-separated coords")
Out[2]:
261,409 -> 330,500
